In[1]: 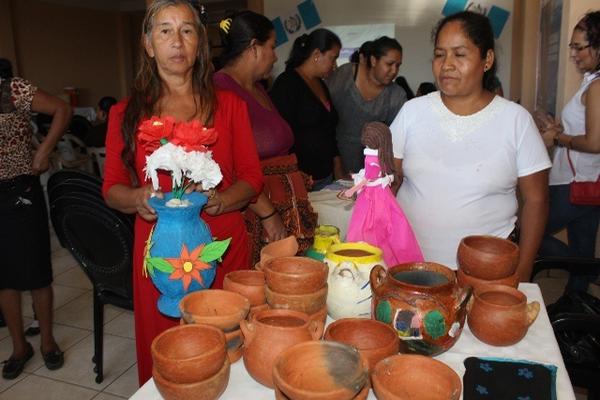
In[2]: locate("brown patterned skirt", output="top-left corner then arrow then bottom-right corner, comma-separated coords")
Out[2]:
245,154 -> 318,264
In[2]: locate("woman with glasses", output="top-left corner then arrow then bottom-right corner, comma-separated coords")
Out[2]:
538,11 -> 600,292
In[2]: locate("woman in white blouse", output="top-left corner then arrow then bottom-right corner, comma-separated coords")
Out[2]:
390,11 -> 551,281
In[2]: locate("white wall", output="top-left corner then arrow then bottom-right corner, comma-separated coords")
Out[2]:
264,0 -> 514,97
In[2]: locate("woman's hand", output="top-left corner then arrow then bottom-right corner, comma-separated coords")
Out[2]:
540,125 -> 562,147
203,189 -> 224,216
261,213 -> 287,242
135,185 -> 162,221
31,148 -> 51,175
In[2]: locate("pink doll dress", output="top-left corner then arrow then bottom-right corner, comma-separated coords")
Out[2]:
345,148 -> 424,266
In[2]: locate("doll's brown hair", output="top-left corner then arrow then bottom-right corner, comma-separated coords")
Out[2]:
361,121 -> 395,175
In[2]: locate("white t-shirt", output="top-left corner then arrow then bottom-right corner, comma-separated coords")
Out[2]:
549,72 -> 600,185
391,92 -> 551,268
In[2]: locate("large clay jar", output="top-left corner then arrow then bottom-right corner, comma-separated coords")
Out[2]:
325,242 -> 385,319
370,262 -> 471,356
240,309 -> 323,388
457,235 -> 519,280
467,284 -> 540,346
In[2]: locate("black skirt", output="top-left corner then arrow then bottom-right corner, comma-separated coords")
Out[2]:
0,175 -> 53,290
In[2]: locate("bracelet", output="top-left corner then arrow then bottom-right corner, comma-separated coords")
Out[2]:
258,209 -> 278,221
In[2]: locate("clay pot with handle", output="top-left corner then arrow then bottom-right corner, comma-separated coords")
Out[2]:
467,284 -> 540,346
370,262 -> 472,356
240,308 -> 323,388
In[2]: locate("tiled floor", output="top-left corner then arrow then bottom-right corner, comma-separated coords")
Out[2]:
1,225 -> 598,399
0,228 -> 138,400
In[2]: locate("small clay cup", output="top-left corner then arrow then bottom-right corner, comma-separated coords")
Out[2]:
468,284 -> 540,346
179,289 -> 250,331
263,256 -> 328,295
223,270 -> 266,306
224,328 -> 244,363
265,283 -> 328,314
273,340 -> 369,400
372,354 -> 461,400
457,235 -> 519,280
151,324 -> 226,384
153,357 -> 230,400
457,267 -> 519,291
324,318 -> 399,371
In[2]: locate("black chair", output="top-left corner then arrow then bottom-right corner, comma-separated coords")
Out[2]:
531,257 -> 600,400
48,170 -> 134,384
68,115 -> 93,140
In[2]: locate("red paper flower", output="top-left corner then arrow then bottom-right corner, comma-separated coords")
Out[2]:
166,244 -> 212,291
138,116 -> 176,152
171,120 -> 218,152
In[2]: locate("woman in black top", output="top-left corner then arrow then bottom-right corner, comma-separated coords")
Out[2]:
270,29 -> 344,190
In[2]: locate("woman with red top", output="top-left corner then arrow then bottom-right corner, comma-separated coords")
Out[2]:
102,0 -> 263,385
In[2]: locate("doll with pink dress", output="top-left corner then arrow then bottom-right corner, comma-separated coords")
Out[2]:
342,122 -> 423,266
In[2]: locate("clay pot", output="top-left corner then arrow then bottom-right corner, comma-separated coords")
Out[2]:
151,324 -> 226,384
179,289 -> 250,331
457,267 -> 519,291
241,309 -> 323,388
263,256 -> 328,295
468,284 -> 540,346
275,381 -> 370,400
324,318 -> 399,371
223,270 -> 266,306
261,235 -> 299,263
372,354 -> 461,400
265,283 -> 328,314
153,357 -> 230,400
273,341 -> 369,400
457,235 -> 519,280
370,263 -> 472,356
224,328 -> 243,363
309,306 -> 328,331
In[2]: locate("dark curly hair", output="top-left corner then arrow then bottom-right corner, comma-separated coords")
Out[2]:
433,11 -> 497,92
575,10 -> 600,72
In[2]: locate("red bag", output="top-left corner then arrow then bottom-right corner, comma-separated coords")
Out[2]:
567,150 -> 600,206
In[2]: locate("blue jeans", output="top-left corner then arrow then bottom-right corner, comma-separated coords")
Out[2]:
538,184 -> 600,292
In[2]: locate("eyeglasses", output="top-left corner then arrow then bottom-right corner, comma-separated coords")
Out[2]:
568,43 -> 591,52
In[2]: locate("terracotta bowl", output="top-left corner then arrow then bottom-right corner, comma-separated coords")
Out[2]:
324,318 -> 399,371
457,267 -> 519,291
273,341 -> 369,400
372,355 -> 462,400
260,235 -> 299,264
263,256 -> 328,295
179,289 -> 250,331
457,235 -> 519,280
151,324 -> 226,384
275,380 -> 370,400
224,328 -> 243,363
265,283 -> 328,315
153,357 -> 230,400
223,270 -> 266,306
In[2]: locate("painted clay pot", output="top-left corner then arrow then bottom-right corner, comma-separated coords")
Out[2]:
457,267 -> 519,291
457,235 -> 519,280
263,256 -> 328,295
179,289 -> 250,331
224,328 -> 244,363
325,242 -> 385,319
372,354 -> 461,400
241,309 -> 323,388
265,284 -> 328,315
467,284 -> 540,346
273,341 -> 370,400
370,262 -> 472,356
324,318 -> 399,371
305,225 -> 341,261
151,324 -> 226,384
152,357 -> 230,400
223,270 -> 266,306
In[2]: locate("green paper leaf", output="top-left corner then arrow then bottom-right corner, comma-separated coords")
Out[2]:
147,257 -> 175,274
200,238 -> 231,263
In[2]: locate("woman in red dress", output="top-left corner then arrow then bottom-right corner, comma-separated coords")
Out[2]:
102,0 -> 263,385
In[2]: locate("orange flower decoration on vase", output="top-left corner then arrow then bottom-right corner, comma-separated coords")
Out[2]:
166,244 -> 213,291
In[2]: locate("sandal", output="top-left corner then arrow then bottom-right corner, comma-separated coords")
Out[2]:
2,342 -> 34,379
42,348 -> 64,370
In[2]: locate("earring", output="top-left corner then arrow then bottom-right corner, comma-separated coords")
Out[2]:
314,57 -> 318,62
484,65 -> 489,71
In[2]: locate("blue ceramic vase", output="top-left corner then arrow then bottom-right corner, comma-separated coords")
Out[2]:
147,192 -> 215,317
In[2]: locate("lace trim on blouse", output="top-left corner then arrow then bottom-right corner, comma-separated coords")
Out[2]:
429,91 -> 504,142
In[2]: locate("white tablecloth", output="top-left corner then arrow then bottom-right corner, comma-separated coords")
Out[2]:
130,283 -> 575,400
308,189 -> 354,239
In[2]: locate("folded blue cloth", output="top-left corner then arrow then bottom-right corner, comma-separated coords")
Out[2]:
463,357 -> 557,400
